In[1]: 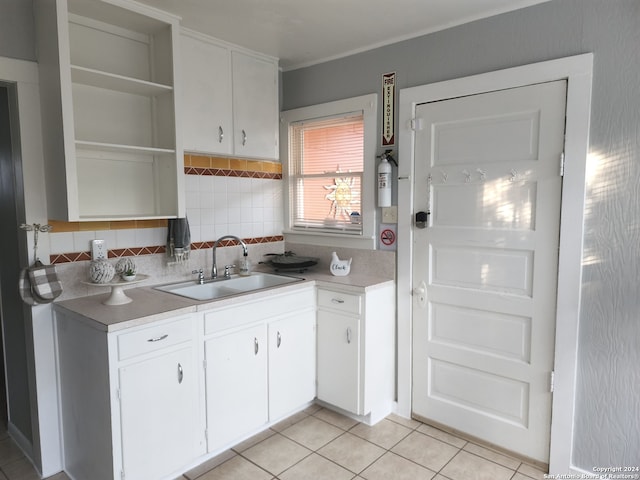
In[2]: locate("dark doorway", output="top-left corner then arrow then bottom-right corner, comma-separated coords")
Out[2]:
0,82 -> 33,439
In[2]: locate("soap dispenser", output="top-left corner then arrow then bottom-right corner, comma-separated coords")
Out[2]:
239,252 -> 251,276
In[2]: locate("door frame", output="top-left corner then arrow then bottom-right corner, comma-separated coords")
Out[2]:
396,53 -> 593,474
0,56 -> 62,475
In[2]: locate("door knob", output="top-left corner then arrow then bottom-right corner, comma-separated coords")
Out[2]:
413,280 -> 427,308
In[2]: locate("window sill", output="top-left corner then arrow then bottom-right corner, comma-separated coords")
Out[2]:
283,230 -> 376,250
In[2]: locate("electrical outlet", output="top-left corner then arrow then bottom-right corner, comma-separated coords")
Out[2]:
381,206 -> 398,224
91,239 -> 107,260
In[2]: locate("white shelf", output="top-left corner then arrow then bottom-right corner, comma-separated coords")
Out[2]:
71,65 -> 173,97
75,140 -> 175,156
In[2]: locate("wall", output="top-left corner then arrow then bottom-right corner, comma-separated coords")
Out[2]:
282,0 -> 640,471
0,0 -> 36,61
48,154 -> 285,301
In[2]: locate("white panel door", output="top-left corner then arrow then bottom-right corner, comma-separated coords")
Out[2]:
412,81 -> 567,463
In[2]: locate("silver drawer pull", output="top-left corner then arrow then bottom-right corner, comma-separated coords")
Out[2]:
276,331 -> 282,348
218,125 -> 224,143
242,129 -> 247,146
177,363 -> 184,384
331,298 -> 345,304
346,327 -> 352,344
147,334 -> 168,343
254,337 -> 259,355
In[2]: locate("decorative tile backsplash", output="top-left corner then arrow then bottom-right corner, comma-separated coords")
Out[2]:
47,154 -> 284,264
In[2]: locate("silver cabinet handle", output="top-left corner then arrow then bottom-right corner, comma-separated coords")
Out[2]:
147,334 -> 168,343
177,363 -> 183,384
242,129 -> 247,146
346,327 -> 352,344
218,125 -> 224,143
276,331 -> 281,348
331,298 -> 345,304
254,337 -> 259,355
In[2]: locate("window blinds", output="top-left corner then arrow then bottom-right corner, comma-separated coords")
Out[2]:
289,113 -> 364,233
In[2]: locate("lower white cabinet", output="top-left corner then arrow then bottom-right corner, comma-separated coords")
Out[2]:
54,280 -> 392,478
317,311 -> 361,413
55,311 -> 203,480
316,283 -> 395,424
205,323 -> 268,451
203,285 -> 316,451
118,346 -> 199,480
268,310 -> 316,421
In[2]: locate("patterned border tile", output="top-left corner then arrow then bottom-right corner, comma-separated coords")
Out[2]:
50,235 -> 284,264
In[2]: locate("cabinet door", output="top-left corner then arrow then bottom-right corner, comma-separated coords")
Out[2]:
317,311 -> 362,414
181,34 -> 232,154
268,311 -> 316,421
118,346 -> 198,480
231,51 -> 278,159
205,324 -> 268,451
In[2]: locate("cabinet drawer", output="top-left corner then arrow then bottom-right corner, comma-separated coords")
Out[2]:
117,318 -> 192,361
317,290 -> 361,315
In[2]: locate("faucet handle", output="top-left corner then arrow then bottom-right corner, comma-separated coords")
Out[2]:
223,264 -> 236,277
192,269 -> 205,284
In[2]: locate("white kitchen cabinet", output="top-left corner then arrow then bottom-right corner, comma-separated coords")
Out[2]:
316,284 -> 395,424
203,285 -> 316,451
180,29 -> 279,160
205,323 -> 268,452
268,310 -> 316,421
55,311 -> 203,480
181,31 -> 233,154
34,0 -> 184,221
317,309 -> 361,413
119,346 -> 199,480
231,51 -> 279,159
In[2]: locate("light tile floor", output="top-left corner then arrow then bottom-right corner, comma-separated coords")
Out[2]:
0,406 -> 548,480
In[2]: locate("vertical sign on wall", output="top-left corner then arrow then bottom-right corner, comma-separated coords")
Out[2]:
382,72 -> 396,146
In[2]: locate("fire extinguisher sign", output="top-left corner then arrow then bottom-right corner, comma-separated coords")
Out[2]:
379,224 -> 397,251
382,72 -> 396,146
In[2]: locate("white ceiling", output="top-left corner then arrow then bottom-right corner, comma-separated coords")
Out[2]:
137,0 -> 550,71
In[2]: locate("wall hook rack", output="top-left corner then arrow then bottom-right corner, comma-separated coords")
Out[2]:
20,223 -> 53,262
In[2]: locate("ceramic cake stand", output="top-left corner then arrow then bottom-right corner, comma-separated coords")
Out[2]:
82,274 -> 150,305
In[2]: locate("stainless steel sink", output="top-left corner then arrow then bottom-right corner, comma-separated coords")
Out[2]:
154,272 -> 304,301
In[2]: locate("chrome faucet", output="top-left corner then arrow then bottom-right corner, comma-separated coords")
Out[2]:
211,235 -> 248,279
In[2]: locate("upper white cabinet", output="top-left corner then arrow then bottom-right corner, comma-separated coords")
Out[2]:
181,32 -> 232,154
181,29 -> 279,160
34,0 -> 185,221
231,51 -> 279,159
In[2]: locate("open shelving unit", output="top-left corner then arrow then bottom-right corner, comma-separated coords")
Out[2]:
35,0 -> 185,221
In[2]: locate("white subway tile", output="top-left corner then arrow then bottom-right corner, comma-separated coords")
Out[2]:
49,232 -> 74,255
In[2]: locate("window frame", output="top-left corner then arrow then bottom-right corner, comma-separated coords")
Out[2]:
280,93 -> 378,249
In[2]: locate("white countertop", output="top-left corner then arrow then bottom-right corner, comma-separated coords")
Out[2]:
54,271 -> 394,332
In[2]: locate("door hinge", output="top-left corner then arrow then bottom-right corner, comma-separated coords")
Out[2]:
559,152 -> 565,177
410,118 -> 424,131
549,370 -> 555,393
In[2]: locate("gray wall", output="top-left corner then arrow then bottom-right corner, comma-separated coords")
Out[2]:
0,0 -> 36,62
283,0 -> 640,470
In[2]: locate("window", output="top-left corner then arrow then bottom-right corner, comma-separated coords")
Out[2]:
281,94 -> 377,249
